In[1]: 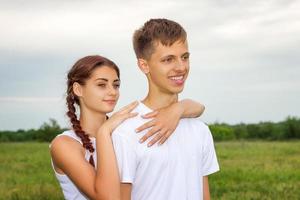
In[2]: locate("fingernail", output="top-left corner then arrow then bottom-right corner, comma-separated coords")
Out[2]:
147,143 -> 152,147
135,129 -> 138,133
139,138 -> 143,143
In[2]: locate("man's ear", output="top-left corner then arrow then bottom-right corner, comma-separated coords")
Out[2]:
73,82 -> 83,97
137,58 -> 149,74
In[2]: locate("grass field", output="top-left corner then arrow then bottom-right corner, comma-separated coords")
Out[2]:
0,141 -> 299,200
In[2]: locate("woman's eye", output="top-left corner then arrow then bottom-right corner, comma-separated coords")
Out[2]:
114,84 -> 120,89
98,84 -> 106,87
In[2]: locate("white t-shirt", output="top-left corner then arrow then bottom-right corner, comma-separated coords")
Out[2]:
112,102 -> 219,200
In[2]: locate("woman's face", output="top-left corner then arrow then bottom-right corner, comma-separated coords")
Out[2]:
76,66 -> 120,114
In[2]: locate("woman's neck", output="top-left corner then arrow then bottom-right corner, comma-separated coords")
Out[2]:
79,109 -> 107,138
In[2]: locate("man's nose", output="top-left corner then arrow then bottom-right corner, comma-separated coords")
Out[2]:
174,59 -> 187,72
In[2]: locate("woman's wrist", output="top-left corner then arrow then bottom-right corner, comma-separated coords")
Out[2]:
97,126 -> 112,137
172,102 -> 185,118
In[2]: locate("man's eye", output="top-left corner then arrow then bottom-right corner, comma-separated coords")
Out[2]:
98,84 -> 106,87
163,57 -> 173,63
182,55 -> 189,60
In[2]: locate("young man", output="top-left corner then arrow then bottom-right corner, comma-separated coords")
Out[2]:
112,18 -> 219,200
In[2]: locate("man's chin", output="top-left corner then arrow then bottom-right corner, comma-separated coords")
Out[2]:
171,86 -> 184,94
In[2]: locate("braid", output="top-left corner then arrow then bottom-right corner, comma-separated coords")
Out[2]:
66,91 -> 95,167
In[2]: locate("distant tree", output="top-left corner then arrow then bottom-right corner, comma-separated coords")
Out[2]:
233,123 -> 248,139
246,124 -> 260,139
283,116 -> 300,139
258,122 -> 273,139
270,123 -> 286,140
209,125 -> 235,141
34,118 -> 62,142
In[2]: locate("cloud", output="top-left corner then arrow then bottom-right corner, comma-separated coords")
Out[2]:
0,97 -> 62,103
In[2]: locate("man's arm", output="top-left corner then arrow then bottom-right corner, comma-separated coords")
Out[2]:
201,124 -> 219,200
120,183 -> 132,200
203,176 -> 211,200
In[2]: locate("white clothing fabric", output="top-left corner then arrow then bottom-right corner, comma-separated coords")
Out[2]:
50,130 -> 96,200
112,102 -> 219,200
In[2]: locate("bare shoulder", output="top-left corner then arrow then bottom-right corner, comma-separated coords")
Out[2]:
51,135 -> 83,154
50,135 -> 85,169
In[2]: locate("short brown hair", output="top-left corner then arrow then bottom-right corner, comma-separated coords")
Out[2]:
133,18 -> 187,60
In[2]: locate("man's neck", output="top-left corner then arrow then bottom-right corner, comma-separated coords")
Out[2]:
142,90 -> 178,110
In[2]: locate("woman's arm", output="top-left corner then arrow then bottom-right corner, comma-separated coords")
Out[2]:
177,99 -> 205,118
50,101 -> 138,200
94,128 -> 121,200
95,101 -> 138,199
136,99 -> 205,146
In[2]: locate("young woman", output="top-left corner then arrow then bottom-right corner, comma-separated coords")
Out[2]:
50,55 -> 205,200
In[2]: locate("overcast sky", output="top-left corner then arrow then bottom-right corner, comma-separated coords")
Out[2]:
0,0 -> 299,130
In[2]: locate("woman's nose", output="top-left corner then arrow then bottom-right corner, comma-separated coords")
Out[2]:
108,86 -> 117,96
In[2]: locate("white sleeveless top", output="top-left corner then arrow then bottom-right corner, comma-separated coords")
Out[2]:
50,130 -> 97,200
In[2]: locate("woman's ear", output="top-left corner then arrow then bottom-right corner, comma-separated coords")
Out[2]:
73,82 -> 83,97
137,59 -> 149,74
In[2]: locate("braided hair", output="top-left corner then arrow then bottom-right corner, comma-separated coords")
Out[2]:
66,55 -> 120,167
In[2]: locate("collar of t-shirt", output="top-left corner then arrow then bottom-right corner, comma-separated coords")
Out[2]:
137,101 -> 153,115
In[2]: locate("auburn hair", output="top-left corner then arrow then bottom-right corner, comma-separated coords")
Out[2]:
133,18 -> 187,60
66,55 -> 120,167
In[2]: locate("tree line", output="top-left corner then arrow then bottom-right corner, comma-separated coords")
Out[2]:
209,116 -> 300,141
0,116 -> 299,142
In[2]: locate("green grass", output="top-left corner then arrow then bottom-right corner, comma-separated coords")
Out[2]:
0,141 -> 299,199
0,142 -> 61,200
210,141 -> 300,199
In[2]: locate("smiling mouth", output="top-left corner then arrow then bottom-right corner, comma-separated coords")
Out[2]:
169,75 -> 184,81
168,75 -> 185,85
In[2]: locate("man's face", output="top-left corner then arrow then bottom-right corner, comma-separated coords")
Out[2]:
145,40 -> 190,95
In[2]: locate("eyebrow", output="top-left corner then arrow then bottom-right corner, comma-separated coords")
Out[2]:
161,52 -> 190,59
182,52 -> 190,57
95,78 -> 120,82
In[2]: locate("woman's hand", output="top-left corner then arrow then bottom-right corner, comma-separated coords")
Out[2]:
135,99 -> 205,147
100,101 -> 139,134
135,102 -> 183,147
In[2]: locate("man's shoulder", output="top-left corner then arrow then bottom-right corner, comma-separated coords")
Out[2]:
111,114 -> 144,148
113,115 -> 141,136
181,118 -> 209,131
178,118 -> 212,142
112,101 -> 150,136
